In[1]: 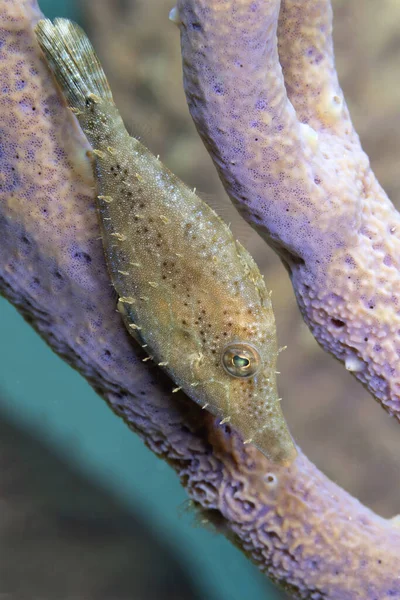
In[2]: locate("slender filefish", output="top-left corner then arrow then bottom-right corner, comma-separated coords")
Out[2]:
35,18 -> 297,465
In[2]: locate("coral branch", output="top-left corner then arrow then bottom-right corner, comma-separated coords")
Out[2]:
0,1 -> 400,598
178,0 -> 400,419
278,0 -> 339,129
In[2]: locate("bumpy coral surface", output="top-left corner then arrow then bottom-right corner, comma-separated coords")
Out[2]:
178,0 -> 400,419
1,1 -> 400,598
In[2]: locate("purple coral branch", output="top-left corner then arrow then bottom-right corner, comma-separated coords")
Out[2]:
178,0 -> 400,419
0,0 -> 399,598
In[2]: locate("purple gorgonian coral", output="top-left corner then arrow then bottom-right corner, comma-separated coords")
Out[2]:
177,0 -> 400,420
0,1 -> 399,599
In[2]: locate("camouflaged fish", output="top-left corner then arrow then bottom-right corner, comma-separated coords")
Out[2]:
35,18 -> 297,465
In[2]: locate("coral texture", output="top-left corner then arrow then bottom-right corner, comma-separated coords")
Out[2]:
0,1 -> 400,599
178,0 -> 400,419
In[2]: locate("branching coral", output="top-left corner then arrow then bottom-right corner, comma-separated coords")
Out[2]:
0,0 -> 399,599
177,0 -> 400,419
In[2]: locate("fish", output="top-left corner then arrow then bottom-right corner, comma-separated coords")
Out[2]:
34,18 -> 297,465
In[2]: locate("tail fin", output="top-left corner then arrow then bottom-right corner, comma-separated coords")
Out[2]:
35,18 -> 113,110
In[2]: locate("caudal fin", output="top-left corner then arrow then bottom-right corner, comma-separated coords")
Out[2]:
35,18 -> 113,110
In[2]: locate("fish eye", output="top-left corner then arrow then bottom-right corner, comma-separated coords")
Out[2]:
221,342 -> 261,378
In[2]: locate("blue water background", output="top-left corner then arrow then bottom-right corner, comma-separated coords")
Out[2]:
0,1 -> 282,598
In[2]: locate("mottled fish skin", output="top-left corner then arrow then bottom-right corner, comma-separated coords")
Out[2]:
34,18 -> 296,465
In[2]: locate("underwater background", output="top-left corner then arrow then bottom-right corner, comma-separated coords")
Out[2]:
1,0 -> 400,598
